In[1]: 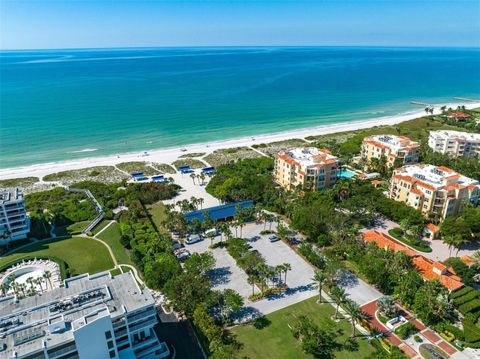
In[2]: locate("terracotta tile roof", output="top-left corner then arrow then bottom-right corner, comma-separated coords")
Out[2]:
411,188 -> 423,196
412,256 -> 463,292
461,256 -> 474,267
361,231 -> 463,292
371,180 -> 382,185
362,231 -> 416,256
447,112 -> 472,118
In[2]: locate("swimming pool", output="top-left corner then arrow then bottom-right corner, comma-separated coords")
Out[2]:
337,168 -> 357,179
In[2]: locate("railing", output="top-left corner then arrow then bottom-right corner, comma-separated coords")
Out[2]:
65,187 -> 104,233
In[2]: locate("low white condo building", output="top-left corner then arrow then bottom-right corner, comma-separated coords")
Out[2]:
0,271 -> 170,359
428,130 -> 480,158
0,188 -> 30,244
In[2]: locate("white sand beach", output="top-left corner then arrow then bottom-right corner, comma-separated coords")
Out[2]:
1,101 -> 479,181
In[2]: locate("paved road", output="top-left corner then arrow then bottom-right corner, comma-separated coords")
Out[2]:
337,270 -> 382,305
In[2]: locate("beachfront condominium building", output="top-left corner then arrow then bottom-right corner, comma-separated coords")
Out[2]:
428,130 -> 480,158
274,147 -> 340,191
0,271 -> 170,359
361,134 -> 420,168
390,164 -> 480,221
0,188 -> 30,244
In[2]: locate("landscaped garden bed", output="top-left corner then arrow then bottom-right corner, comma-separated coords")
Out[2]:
388,228 -> 432,252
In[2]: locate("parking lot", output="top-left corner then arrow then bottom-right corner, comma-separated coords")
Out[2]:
186,235 -> 253,299
184,222 -> 318,320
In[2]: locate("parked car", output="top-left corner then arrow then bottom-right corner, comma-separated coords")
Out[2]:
175,249 -> 191,260
269,235 -> 280,242
172,241 -> 184,251
249,235 -> 261,241
204,228 -> 220,237
186,234 -> 202,244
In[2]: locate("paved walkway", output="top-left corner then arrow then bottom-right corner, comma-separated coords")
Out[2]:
361,299 -> 457,358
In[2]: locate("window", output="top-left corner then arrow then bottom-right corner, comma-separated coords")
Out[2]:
105,331 -> 112,340
109,350 -> 116,358
108,340 -> 114,349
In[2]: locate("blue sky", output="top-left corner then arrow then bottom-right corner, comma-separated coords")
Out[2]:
1,0 -> 479,49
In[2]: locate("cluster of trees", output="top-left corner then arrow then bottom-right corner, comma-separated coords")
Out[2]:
0,271 -> 53,299
206,157 -> 287,211
25,187 -> 98,237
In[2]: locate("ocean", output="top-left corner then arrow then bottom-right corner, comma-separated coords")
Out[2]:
1,47 -> 479,169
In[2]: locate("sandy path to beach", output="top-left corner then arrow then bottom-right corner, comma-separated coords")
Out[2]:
1,101 -> 478,180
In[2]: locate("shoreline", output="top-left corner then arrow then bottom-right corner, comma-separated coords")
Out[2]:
1,101 -> 479,181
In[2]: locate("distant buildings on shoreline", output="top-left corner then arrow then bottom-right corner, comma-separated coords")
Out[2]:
428,130 -> 480,158
0,188 -> 30,244
361,134 -> 420,168
274,147 -> 340,191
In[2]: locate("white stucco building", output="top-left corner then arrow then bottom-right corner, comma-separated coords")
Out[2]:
428,130 -> 480,158
0,188 -> 30,244
0,271 -> 170,359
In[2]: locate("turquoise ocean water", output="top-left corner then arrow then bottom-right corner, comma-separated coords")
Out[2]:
1,47 -> 479,169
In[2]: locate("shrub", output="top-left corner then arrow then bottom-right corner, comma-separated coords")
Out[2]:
458,299 -> 480,315
395,322 -> 417,340
462,318 -> 480,344
451,286 -> 474,299
453,291 -> 480,306
414,335 -> 422,343
445,324 -> 465,341
440,331 -> 455,342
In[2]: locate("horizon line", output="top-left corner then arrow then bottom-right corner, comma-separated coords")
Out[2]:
1,44 -> 480,52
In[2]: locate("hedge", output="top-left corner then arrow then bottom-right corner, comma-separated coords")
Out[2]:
451,286 -> 475,299
462,318 -> 480,344
453,291 -> 480,306
458,299 -> 480,315
445,324 -> 465,341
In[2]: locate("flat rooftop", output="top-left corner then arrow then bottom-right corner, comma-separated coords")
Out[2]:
278,147 -> 338,169
395,164 -> 479,190
429,130 -> 480,142
364,134 -> 419,151
0,272 -> 154,358
0,188 -> 24,204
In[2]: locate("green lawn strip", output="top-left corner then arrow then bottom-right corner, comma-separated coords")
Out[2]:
231,297 -> 376,359
388,228 -> 432,253
96,222 -> 133,265
0,237 -> 114,277
91,219 -> 111,235
110,268 -> 122,276
146,202 -> 169,232
120,265 -> 133,273
55,221 -> 90,236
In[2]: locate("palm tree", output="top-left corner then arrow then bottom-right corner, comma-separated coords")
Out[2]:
312,270 -> 327,303
35,277 -> 44,292
443,234 -> 462,258
199,172 -> 206,186
331,286 -> 348,320
247,275 -> 257,296
43,271 -> 53,290
0,283 -> 9,296
26,277 -> 35,295
189,173 -> 196,185
344,301 -> 368,338
282,263 -> 291,286
198,198 -> 204,210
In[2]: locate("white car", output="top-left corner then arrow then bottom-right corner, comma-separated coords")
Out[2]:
186,234 -> 202,244
175,249 -> 191,260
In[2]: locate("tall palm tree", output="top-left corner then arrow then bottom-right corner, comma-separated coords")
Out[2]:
43,271 -> 53,290
443,234 -> 461,258
247,275 -> 257,296
344,301 -> 368,338
0,283 -> 9,296
282,263 -> 291,286
312,270 -> 327,303
189,173 -> 196,185
331,286 -> 348,320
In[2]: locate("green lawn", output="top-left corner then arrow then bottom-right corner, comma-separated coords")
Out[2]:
0,237 -> 114,277
96,222 -> 133,265
231,297 -> 378,359
146,202 -> 167,228
91,219 -> 111,235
